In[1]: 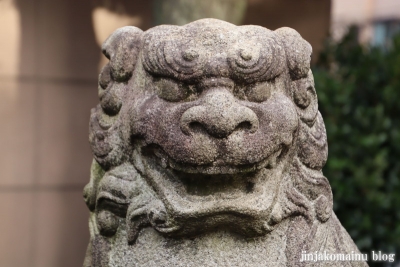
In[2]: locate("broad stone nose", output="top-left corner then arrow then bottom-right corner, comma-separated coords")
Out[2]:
180,88 -> 259,138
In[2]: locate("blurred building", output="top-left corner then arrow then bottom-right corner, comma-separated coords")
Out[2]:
332,0 -> 400,47
0,1 -> 330,266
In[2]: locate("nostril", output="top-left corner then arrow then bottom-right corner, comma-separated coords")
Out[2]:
180,104 -> 259,137
234,121 -> 253,132
188,120 -> 232,138
188,122 -> 207,134
182,117 -> 258,137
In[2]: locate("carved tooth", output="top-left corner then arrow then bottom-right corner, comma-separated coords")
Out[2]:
161,157 -> 168,168
153,147 -> 169,168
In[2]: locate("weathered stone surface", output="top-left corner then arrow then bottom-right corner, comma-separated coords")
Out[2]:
83,19 -> 368,267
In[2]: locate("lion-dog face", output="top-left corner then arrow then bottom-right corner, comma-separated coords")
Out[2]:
85,19 -> 331,244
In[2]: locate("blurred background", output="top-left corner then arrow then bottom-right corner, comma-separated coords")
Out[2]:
0,0 -> 399,266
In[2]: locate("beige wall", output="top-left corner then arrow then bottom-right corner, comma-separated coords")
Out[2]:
332,0 -> 400,41
244,0 -> 331,62
0,0 -> 330,266
0,0 -> 98,266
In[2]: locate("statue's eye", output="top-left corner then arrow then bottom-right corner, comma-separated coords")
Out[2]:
96,196 -> 129,217
153,78 -> 190,102
97,209 -> 120,237
245,81 -> 274,102
95,195 -> 128,237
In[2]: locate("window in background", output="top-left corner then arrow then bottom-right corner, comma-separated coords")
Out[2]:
371,19 -> 400,48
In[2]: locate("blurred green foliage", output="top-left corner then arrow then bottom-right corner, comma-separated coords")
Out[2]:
313,27 -> 400,265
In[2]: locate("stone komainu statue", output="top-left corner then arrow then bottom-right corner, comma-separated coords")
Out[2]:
83,19 -> 368,267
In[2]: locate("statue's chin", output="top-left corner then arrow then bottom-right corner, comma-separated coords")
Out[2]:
131,141 -> 293,237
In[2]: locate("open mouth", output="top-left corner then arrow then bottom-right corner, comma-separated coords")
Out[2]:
141,144 -> 287,199
129,141 -> 293,237
145,144 -> 285,174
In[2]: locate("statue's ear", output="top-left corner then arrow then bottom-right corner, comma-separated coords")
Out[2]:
274,27 -> 312,80
101,26 -> 143,82
97,26 -> 143,115
275,28 -> 317,126
291,70 -> 318,126
88,27 -> 143,168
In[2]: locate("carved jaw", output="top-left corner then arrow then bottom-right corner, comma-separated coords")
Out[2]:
131,132 -> 297,238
